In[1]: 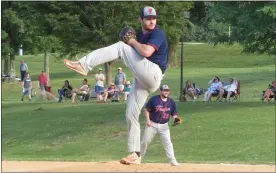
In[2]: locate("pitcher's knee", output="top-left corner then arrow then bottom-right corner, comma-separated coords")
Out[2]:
118,41 -> 131,49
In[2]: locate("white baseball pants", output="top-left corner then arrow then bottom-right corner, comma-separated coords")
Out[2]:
78,41 -> 163,152
141,121 -> 177,163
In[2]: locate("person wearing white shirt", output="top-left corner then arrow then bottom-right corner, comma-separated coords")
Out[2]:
204,76 -> 223,101
95,68 -> 105,102
72,78 -> 89,103
219,78 -> 237,101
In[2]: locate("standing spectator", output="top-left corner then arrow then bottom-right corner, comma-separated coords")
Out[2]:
37,70 -> 48,99
20,60 -> 28,82
204,76 -> 222,102
95,68 -> 105,102
114,67 -> 126,101
21,73 -> 32,101
123,81 -> 132,101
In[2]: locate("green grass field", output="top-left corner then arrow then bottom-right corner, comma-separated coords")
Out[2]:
2,43 -> 275,164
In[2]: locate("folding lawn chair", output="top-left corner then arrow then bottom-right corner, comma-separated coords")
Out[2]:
209,92 -> 220,102
183,83 -> 205,101
218,81 -> 240,102
63,89 -> 73,102
76,85 -> 91,102
231,81 -> 240,102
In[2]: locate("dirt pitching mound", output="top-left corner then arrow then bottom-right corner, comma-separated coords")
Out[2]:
2,161 -> 275,172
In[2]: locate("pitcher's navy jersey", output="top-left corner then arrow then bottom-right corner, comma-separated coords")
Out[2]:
137,27 -> 168,74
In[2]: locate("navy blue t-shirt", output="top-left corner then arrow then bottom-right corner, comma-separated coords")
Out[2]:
137,27 -> 168,74
146,95 -> 178,124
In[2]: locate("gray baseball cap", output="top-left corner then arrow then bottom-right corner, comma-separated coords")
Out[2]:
140,6 -> 157,18
160,84 -> 170,91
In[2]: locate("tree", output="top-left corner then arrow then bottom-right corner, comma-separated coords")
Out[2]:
11,2 -> 63,84
35,36 -> 62,84
206,2 -> 276,55
10,1 -> 193,85
1,30 -> 10,74
1,2 -> 25,80
47,1 -> 194,77
47,2 -> 141,85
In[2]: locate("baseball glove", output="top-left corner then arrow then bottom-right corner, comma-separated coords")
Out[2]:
119,26 -> 136,43
172,117 -> 182,126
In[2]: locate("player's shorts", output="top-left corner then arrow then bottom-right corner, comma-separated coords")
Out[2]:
95,86 -> 104,94
116,84 -> 124,91
23,88 -> 32,95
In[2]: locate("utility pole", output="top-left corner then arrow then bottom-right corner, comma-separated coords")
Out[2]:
179,11 -> 190,102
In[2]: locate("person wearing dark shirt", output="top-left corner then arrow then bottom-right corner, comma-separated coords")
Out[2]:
140,84 -> 180,166
58,80 -> 73,103
21,73 -> 32,101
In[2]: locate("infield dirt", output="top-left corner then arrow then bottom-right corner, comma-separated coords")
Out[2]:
2,161 -> 275,172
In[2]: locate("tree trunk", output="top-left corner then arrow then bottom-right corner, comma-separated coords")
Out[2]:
167,44 -> 178,67
44,52 -> 50,85
104,61 -> 114,87
9,53 -> 16,81
4,55 -> 9,75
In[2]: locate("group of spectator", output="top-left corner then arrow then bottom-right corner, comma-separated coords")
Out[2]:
203,76 -> 238,102
184,76 -> 239,102
184,76 -> 276,103
20,59 -> 53,101
56,67 -> 132,103
21,69 -> 54,101
18,59 -> 276,103
94,67 -> 132,103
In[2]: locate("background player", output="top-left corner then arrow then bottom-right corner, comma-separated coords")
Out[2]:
63,6 -> 168,165
140,84 -> 180,166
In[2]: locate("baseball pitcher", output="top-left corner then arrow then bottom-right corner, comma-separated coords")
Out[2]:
141,84 -> 181,166
63,6 -> 168,165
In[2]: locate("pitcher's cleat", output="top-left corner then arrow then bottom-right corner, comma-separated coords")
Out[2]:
63,59 -> 87,76
171,161 -> 180,166
120,152 -> 141,165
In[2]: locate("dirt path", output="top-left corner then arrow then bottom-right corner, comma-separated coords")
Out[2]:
2,161 -> 275,172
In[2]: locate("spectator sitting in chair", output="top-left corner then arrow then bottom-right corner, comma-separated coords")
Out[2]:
58,80 -> 73,103
218,77 -> 237,102
71,78 -> 89,103
262,81 -> 276,102
123,81 -> 132,101
184,80 -> 197,100
21,73 -> 32,101
102,83 -> 116,103
204,76 -> 222,102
